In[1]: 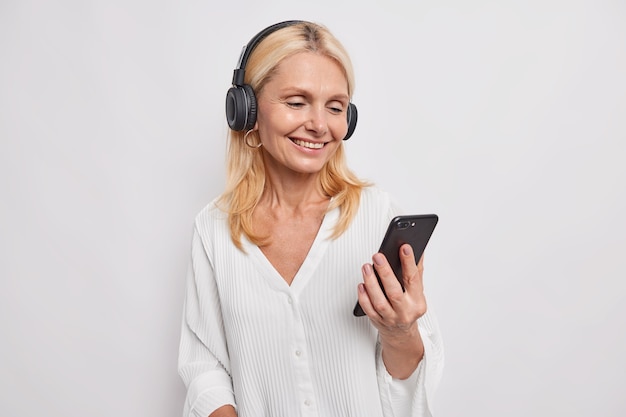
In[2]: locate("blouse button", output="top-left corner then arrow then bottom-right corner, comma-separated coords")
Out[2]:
304,399 -> 311,406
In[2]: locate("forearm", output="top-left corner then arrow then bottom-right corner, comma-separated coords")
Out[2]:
380,321 -> 424,380
209,405 -> 237,417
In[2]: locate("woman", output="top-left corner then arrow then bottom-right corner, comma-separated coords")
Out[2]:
178,20 -> 443,417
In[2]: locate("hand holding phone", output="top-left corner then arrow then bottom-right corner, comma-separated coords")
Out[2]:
353,214 -> 438,317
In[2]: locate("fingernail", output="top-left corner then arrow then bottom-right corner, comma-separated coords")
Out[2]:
373,253 -> 384,266
362,264 -> 372,275
402,245 -> 411,256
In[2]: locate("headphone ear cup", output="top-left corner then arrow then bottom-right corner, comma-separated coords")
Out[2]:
242,84 -> 257,131
225,84 -> 258,131
225,86 -> 246,131
343,103 -> 358,140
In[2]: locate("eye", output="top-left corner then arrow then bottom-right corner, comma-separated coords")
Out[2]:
284,96 -> 306,109
286,101 -> 305,109
329,106 -> 343,114
328,101 -> 345,114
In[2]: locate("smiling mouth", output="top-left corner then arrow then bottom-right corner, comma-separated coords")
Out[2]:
291,138 -> 325,149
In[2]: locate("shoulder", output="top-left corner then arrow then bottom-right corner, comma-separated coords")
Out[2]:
194,197 -> 227,227
360,186 -> 405,216
358,186 -> 398,215
360,185 -> 391,203
344,186 -> 395,233
334,186 -> 397,247
195,198 -> 228,223
192,197 -> 230,253
349,185 -> 407,231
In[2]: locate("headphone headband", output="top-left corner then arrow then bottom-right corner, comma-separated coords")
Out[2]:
232,20 -> 304,86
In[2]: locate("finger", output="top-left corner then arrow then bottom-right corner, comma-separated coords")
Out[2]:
405,251 -> 428,318
399,244 -> 422,291
357,265 -> 386,320
372,253 -> 404,301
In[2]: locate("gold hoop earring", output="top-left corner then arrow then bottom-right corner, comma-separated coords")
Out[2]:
244,130 -> 263,149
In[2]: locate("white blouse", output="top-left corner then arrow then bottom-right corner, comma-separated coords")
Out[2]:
178,187 -> 444,417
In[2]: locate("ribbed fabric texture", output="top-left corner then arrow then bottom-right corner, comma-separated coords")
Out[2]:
178,187 -> 444,417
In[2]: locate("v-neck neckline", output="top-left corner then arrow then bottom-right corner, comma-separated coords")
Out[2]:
243,204 -> 339,294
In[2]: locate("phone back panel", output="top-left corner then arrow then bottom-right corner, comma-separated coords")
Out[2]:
379,214 -> 439,290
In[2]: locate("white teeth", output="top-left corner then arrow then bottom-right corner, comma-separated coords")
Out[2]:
293,139 -> 324,149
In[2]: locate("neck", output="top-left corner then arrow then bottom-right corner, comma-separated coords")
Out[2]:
263,177 -> 328,210
260,169 -> 331,215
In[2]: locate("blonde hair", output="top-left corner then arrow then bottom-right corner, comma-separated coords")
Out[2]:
217,21 -> 369,249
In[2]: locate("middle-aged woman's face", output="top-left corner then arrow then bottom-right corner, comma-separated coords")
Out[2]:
255,51 -> 350,178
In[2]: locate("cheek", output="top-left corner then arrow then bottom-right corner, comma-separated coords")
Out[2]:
329,116 -> 349,139
258,109 -> 301,134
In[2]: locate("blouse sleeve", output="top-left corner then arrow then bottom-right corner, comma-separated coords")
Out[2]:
371,192 -> 444,415
375,308 -> 444,417
178,227 -> 236,417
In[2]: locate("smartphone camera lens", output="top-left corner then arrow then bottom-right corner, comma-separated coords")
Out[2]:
398,221 -> 410,229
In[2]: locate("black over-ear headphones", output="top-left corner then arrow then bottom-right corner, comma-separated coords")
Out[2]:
225,20 -> 358,140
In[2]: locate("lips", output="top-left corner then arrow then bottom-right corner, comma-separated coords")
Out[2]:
291,138 -> 325,149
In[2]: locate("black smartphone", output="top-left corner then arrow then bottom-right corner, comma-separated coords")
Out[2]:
353,214 -> 439,317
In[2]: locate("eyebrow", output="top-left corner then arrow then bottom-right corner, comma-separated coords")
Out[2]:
280,87 -> 349,102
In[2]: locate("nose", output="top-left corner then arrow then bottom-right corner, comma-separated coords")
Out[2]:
304,106 -> 328,136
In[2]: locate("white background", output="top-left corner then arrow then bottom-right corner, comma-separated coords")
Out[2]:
1,0 -> 625,416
